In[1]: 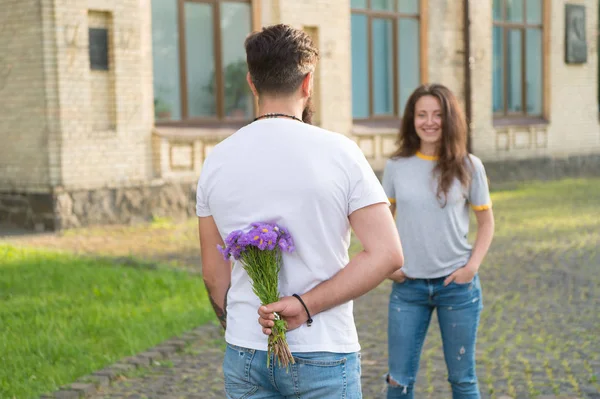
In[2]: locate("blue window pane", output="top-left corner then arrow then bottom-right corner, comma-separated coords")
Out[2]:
526,0 -> 542,24
351,14 -> 369,118
507,29 -> 523,113
398,18 -> 420,115
220,2 -> 253,119
372,19 -> 394,115
526,28 -> 542,115
351,0 -> 367,9
492,26 -> 504,113
151,0 -> 182,121
506,0 -> 524,22
185,2 -> 215,117
372,0 -> 394,11
398,0 -> 419,14
493,0 -> 502,21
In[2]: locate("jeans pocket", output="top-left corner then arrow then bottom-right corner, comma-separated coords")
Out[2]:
393,278 -> 409,287
292,353 -> 349,397
224,383 -> 258,399
451,279 -> 473,287
293,353 -> 347,367
223,345 -> 257,399
451,273 -> 478,287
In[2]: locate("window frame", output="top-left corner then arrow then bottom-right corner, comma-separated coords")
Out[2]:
154,0 -> 258,127
350,0 -> 427,123
493,0 -> 548,122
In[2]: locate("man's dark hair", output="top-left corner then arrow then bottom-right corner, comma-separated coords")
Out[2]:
245,24 -> 319,95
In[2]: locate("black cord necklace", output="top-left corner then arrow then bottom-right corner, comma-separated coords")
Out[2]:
253,113 -> 303,123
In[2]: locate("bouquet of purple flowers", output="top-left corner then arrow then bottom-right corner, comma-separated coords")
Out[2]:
218,222 -> 296,367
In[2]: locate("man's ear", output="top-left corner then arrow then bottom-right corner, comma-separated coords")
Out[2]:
301,72 -> 313,98
247,72 -> 258,97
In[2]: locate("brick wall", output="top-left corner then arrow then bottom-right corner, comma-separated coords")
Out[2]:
546,0 -> 600,156
470,0 -> 600,161
51,0 -> 155,190
469,0 -> 495,157
0,0 -> 51,192
427,0 -> 465,105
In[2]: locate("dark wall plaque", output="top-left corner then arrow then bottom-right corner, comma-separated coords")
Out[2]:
89,28 -> 109,70
565,4 -> 587,64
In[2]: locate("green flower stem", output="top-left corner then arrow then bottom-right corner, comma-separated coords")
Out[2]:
240,247 -> 294,367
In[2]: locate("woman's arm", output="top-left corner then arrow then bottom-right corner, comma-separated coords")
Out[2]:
387,202 -> 408,282
444,208 -> 495,285
465,208 -> 495,272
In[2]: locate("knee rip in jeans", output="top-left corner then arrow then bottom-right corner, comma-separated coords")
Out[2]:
386,374 -> 409,394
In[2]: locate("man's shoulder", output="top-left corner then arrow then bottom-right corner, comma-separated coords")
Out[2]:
201,124 -> 252,161
272,122 -> 362,157
205,122 -> 361,163
307,125 -> 360,149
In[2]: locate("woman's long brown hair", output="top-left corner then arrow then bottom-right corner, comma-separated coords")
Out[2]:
391,83 -> 472,206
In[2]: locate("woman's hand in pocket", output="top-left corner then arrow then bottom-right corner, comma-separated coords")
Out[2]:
390,268 -> 407,283
444,264 -> 477,286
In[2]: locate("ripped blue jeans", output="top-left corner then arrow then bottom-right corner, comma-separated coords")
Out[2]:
387,274 -> 483,399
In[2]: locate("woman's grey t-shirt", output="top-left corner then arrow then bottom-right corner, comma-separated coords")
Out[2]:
382,153 -> 492,279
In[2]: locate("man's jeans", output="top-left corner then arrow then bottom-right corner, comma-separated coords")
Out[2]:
387,274 -> 483,399
223,344 -> 362,398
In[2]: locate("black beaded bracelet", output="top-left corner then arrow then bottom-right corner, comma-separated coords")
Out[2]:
292,294 -> 313,327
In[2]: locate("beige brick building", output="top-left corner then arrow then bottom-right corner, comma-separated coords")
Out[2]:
1,0 -> 599,230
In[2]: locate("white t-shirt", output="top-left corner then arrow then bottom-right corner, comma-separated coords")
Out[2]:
196,118 -> 388,353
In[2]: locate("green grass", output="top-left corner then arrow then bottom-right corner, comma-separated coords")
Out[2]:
0,245 -> 213,399
490,178 -> 600,239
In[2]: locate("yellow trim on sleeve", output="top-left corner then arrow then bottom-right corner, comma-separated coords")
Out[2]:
471,203 -> 492,211
388,197 -> 396,204
416,151 -> 439,161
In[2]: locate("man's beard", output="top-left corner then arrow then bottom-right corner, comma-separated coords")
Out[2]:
302,97 -> 314,125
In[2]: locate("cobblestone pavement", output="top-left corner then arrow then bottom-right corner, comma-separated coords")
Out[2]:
89,226 -> 599,398
12,180 -> 598,398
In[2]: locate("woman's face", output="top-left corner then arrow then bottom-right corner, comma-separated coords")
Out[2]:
414,95 -> 443,146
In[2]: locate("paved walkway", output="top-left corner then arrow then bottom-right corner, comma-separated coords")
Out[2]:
7,180 -> 597,399
87,220 -> 600,398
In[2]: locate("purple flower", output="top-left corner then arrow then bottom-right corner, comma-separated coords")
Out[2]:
277,239 -> 289,252
278,237 -> 295,253
230,244 -> 245,260
217,244 -> 231,260
257,239 -> 268,250
216,222 -> 295,260
237,231 -> 252,247
225,230 -> 243,246
247,227 -> 263,247
276,226 -> 295,253
262,231 -> 278,249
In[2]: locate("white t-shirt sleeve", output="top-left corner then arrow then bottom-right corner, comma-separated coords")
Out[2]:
347,143 -> 390,215
468,156 -> 492,211
196,168 -> 212,217
381,160 -> 396,205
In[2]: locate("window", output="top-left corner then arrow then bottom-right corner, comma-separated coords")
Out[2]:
493,0 -> 544,118
89,28 -> 109,70
351,0 -> 421,120
151,0 -> 254,124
